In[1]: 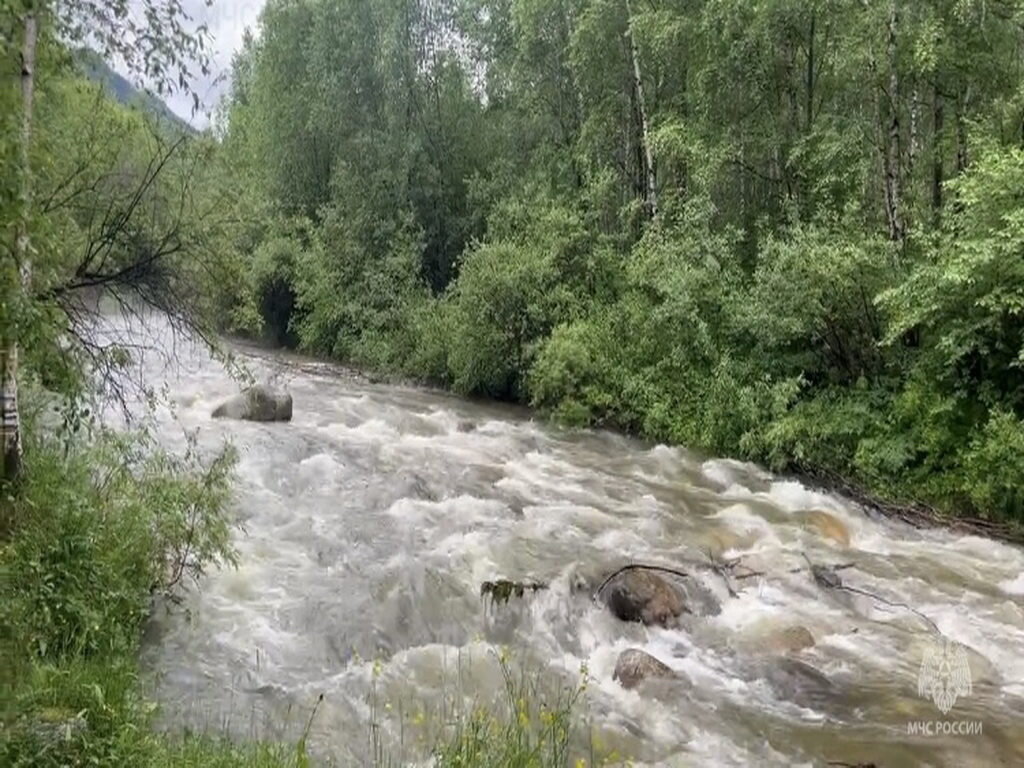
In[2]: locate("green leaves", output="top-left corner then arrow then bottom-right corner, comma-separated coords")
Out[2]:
214,0 -> 1024,524
2,427 -> 239,663
881,144 -> 1024,404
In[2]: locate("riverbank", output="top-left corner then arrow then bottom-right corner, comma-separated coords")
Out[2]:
0,432 -> 291,767
234,333 -> 1024,549
0,412 -> 584,768
8,331 -> 1024,765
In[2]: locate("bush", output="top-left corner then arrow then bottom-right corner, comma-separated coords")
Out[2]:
0,430 -> 253,767
962,410 -> 1024,519
742,225 -> 892,385
528,317 -> 622,426
445,241 -> 578,399
251,235 -> 305,346
294,208 -> 434,370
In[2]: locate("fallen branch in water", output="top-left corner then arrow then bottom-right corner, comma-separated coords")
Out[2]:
592,563 -> 700,601
731,561 -> 857,581
802,554 -> 940,634
481,579 -> 547,604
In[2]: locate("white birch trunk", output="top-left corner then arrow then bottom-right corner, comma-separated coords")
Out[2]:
625,0 -> 657,219
2,13 -> 37,482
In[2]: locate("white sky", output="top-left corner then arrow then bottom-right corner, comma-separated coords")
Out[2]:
128,0 -> 267,128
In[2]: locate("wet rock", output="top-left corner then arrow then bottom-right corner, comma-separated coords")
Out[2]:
456,419 -> 476,433
613,648 -> 676,690
601,568 -> 685,627
766,625 -> 816,654
679,576 -> 723,618
761,657 -> 837,708
804,510 -> 851,547
212,385 -> 293,422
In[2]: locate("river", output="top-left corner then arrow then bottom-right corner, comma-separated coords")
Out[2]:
130,320 -> 1024,767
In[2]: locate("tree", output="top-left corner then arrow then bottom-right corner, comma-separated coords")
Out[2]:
1,8 -> 36,480
625,0 -> 656,218
1,0 -> 211,482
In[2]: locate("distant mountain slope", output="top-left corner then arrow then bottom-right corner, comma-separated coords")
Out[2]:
76,49 -> 195,134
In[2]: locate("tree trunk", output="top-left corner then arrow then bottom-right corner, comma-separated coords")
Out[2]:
932,82 -> 944,224
2,13 -> 37,483
806,11 -> 815,133
955,84 -> 970,176
882,0 -> 904,244
908,84 -> 920,172
625,0 -> 657,219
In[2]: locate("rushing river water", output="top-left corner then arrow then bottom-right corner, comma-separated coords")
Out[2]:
131,320 -> 1024,767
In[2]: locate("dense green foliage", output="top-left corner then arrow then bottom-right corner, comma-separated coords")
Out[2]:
221,0 -> 1024,523
0,7 -> 588,765
0,428 -> 288,766
0,6 -> 283,765
4,0 -> 1024,764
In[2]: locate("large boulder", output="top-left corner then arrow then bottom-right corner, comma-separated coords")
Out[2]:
212,385 -> 293,422
613,648 -> 676,690
601,568 -> 686,627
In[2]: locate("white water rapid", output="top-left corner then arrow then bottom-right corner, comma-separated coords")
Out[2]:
129,319 -> 1024,767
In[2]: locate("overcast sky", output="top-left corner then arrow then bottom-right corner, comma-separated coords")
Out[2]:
140,0 -> 267,128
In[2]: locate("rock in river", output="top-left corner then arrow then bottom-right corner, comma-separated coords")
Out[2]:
803,510 -> 851,547
212,385 -> 293,422
613,648 -> 676,690
601,568 -> 686,627
766,624 -> 816,654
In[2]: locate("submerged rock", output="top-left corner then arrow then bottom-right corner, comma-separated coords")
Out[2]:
212,385 -> 293,422
601,568 -> 685,627
613,648 -> 676,690
766,624 -> 816,654
679,575 -> 723,618
804,510 -> 851,547
761,657 -> 837,708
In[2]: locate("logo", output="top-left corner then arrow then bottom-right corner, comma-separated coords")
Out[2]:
917,637 -> 972,714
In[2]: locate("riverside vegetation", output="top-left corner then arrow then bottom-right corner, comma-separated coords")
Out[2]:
0,8 -> 590,764
220,0 -> 1024,529
2,0 -> 1024,766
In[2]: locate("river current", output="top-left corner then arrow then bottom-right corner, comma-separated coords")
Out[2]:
130,321 -> 1024,767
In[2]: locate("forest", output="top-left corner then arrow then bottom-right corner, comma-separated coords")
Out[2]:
220,0 -> 1024,523
2,0 -> 1024,766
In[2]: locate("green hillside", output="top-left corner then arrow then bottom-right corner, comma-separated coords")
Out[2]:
76,48 -> 194,133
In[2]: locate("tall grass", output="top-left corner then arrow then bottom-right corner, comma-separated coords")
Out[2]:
430,655 -> 592,768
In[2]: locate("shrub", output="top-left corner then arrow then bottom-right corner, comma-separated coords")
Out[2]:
962,410 -> 1024,520
0,430 -> 246,766
446,241 -> 577,399
528,316 -> 623,426
251,235 -> 304,346
2,430 -> 237,661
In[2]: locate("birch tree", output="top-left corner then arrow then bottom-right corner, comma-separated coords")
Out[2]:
1,0 -> 210,483
625,0 -> 657,219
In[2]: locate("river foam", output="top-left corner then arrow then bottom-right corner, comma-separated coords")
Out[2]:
124,319 -> 1024,766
